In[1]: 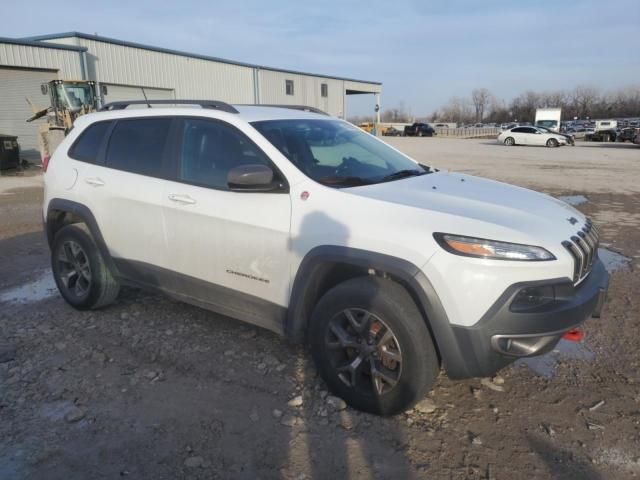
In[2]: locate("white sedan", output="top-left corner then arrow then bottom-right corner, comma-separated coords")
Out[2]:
497,126 -> 568,147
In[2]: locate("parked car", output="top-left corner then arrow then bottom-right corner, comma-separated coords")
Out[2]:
535,126 -> 575,146
43,100 -> 608,416
567,128 -> 589,139
403,123 -> 436,137
617,127 -> 639,143
382,126 -> 402,136
497,126 -> 569,147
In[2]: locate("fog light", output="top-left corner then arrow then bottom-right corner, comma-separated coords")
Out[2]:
510,285 -> 555,312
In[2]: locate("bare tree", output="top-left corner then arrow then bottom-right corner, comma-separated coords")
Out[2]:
380,101 -> 411,123
471,88 -> 492,122
438,96 -> 475,124
571,85 -> 600,118
431,84 -> 640,124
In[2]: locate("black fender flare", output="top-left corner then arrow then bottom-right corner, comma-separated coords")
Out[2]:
45,198 -> 119,277
285,246 -> 472,378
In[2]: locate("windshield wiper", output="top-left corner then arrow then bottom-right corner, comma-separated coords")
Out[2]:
319,176 -> 372,188
378,169 -> 426,183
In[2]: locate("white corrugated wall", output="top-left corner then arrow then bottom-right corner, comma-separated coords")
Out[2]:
0,42 -> 83,79
258,70 -> 346,117
43,36 -> 379,117
0,42 -> 84,160
46,37 -> 256,104
0,67 -> 56,160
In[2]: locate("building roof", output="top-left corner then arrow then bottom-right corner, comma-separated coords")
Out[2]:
21,31 -> 382,86
0,36 -> 86,52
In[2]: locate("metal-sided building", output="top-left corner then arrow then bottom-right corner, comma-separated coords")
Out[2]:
0,32 -> 381,160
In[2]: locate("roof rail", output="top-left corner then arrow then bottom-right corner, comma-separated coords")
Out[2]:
241,104 -> 329,116
99,100 -> 239,113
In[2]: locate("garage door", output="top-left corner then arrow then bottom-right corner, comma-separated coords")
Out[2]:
0,67 -> 56,161
102,84 -> 174,105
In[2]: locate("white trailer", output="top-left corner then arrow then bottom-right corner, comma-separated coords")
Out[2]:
535,108 -> 562,131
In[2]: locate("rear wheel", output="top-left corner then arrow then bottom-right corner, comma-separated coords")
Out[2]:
51,224 -> 120,310
546,138 -> 559,147
309,276 -> 439,416
504,137 -> 515,146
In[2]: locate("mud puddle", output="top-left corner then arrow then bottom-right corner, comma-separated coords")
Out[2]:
599,247 -> 631,273
0,269 -> 57,304
517,339 -> 595,377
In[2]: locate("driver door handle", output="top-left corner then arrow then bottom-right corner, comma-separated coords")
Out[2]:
85,177 -> 105,187
168,194 -> 196,205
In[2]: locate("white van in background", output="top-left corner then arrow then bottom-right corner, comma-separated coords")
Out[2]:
535,108 -> 562,131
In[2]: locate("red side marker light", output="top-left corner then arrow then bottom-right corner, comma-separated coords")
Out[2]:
42,155 -> 51,173
300,191 -> 310,201
563,329 -> 583,342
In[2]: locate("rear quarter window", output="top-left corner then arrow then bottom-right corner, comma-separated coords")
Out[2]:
68,121 -> 112,163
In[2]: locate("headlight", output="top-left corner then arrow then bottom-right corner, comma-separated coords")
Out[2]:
434,233 -> 555,261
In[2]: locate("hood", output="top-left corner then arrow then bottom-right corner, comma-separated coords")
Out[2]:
349,171 -> 586,245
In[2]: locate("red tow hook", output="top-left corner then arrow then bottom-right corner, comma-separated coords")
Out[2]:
563,329 -> 584,342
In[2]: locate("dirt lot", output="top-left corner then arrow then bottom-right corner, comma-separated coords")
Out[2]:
1,139 -> 639,479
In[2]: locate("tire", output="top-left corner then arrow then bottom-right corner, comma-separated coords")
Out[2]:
504,137 -> 515,146
309,276 -> 439,416
51,224 -> 120,310
546,138 -> 559,148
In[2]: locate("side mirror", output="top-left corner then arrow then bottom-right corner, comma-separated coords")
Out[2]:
41,84 -> 48,95
227,164 -> 277,191
100,84 -> 108,96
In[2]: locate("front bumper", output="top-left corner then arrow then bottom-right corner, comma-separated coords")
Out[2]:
445,258 -> 609,378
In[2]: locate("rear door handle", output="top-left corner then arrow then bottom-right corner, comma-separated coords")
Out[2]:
168,194 -> 196,205
85,177 -> 105,187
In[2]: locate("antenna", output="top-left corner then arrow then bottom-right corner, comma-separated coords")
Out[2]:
141,87 -> 151,108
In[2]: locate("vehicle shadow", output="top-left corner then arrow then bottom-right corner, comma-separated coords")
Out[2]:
527,433 -> 604,480
289,211 -> 418,479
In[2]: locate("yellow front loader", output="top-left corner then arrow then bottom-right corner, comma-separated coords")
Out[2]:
26,80 -> 99,161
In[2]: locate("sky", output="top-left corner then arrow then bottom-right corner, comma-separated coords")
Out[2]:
4,0 -> 640,116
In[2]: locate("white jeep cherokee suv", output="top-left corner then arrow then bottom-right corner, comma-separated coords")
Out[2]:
43,100 -> 608,415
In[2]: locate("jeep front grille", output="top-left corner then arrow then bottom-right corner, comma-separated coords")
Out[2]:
562,219 -> 600,285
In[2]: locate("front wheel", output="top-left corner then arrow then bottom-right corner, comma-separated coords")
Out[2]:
504,137 -> 515,146
546,138 -> 559,148
309,276 -> 439,416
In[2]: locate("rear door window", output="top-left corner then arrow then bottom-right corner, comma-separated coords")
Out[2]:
69,121 -> 112,163
106,118 -> 172,177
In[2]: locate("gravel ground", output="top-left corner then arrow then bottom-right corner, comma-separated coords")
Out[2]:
1,140 -> 638,480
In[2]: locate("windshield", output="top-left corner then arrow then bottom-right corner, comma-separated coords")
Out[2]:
55,83 -> 94,112
252,119 -> 430,187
